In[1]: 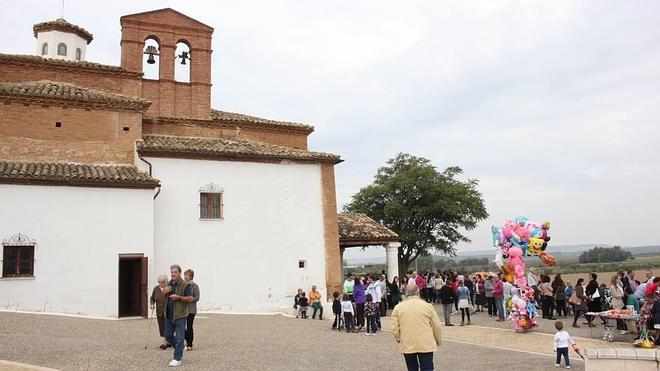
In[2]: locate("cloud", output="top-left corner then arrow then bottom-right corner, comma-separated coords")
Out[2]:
4,0 -> 659,252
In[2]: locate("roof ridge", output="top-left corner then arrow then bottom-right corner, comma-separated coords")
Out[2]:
211,109 -> 314,131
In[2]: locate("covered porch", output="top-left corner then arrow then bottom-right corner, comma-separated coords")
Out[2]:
337,213 -> 400,279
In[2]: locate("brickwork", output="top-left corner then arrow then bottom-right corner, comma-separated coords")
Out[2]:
321,163 -> 341,299
0,103 -> 141,164
142,120 -> 309,149
0,55 -> 141,97
120,8 -> 213,120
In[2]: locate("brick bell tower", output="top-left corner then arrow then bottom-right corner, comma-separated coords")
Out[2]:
120,8 -> 213,120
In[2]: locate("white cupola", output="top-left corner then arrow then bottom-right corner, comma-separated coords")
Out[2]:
33,18 -> 93,61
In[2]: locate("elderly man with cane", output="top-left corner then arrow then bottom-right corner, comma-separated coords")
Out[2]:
149,274 -> 170,350
391,283 -> 443,371
163,264 -> 194,367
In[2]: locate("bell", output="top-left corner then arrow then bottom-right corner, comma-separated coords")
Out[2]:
143,45 -> 159,65
178,51 -> 190,65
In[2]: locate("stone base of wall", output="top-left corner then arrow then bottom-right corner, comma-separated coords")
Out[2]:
586,348 -> 659,371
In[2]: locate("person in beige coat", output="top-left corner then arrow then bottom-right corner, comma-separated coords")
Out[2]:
391,283 -> 442,371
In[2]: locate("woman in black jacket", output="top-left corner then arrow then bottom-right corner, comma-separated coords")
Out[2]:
584,273 -> 600,327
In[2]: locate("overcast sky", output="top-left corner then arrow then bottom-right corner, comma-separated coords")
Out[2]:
4,1 -> 659,255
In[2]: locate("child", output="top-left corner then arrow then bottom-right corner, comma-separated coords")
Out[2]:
364,293 -> 379,336
332,291 -> 342,330
294,288 -> 303,318
298,292 -> 308,319
341,293 -> 355,333
554,320 -> 576,369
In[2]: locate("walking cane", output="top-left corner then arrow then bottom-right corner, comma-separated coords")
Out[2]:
144,306 -> 156,350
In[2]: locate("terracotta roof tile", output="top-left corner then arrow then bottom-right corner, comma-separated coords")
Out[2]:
338,213 -> 399,244
138,135 -> 341,164
0,161 -> 159,189
0,80 -> 150,111
211,109 -> 314,132
33,18 -> 94,44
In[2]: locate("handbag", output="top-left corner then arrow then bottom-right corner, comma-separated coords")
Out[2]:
568,292 -> 582,306
458,298 -> 469,309
591,289 -> 601,299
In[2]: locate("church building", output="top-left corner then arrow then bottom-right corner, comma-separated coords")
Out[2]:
0,8 -> 400,318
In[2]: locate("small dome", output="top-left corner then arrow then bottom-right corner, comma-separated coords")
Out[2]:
33,18 -> 93,44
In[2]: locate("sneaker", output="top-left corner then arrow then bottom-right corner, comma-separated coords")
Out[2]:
365,332 -> 370,336
620,330 -> 628,335
445,323 -> 454,326
554,364 -> 559,368
185,346 -> 192,351
169,360 -> 182,367
565,366 -> 570,369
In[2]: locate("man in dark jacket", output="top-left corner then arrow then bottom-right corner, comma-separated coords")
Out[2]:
163,264 -> 194,367
438,282 -> 456,326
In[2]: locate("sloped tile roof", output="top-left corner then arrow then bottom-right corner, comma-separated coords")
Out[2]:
33,18 -> 94,44
139,135 -> 341,164
0,80 -> 150,111
338,213 -> 399,245
211,109 -> 314,132
0,161 -> 159,189
0,53 -> 141,77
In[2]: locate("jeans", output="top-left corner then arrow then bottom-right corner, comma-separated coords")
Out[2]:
344,312 -> 354,331
312,302 -> 323,319
165,317 -> 186,361
333,313 -> 341,329
487,297 -> 496,315
542,296 -> 553,318
185,313 -> 195,347
555,299 -> 566,316
442,304 -> 453,325
496,297 -> 505,320
367,315 -> 378,333
556,347 -> 570,367
404,352 -> 434,371
356,303 -> 365,327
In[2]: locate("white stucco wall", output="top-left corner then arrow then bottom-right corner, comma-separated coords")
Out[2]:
0,184 -> 153,317
149,157 -> 327,313
36,30 -> 87,61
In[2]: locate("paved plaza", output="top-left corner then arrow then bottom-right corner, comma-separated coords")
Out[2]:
1,308 -> 631,370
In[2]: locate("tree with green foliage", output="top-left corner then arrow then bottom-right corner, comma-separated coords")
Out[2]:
578,245 -> 633,263
345,153 -> 488,276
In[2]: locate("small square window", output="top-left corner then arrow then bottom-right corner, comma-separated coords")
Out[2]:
2,245 -> 35,277
298,260 -> 306,269
123,127 -> 130,132
55,122 -> 62,128
200,192 -> 223,219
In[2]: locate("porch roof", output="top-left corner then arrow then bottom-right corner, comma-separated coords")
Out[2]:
337,213 -> 399,247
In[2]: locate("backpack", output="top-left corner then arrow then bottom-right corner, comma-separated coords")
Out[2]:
555,283 -> 566,300
564,286 -> 574,299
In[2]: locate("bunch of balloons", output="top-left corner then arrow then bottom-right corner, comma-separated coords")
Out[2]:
490,216 -> 556,332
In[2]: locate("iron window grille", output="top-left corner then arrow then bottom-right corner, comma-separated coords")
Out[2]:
2,233 -> 36,278
199,183 -> 224,220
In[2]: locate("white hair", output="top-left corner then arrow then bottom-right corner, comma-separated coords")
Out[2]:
157,274 -> 168,283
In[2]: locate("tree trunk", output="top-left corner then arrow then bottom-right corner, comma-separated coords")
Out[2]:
398,256 -> 410,278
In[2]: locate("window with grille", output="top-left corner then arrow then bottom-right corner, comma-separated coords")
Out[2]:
2,245 -> 34,278
200,192 -> 223,219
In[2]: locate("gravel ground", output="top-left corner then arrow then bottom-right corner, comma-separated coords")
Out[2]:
1,311 -> 579,370
435,302 -> 633,342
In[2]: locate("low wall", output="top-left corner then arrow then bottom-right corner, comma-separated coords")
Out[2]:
586,348 -> 659,371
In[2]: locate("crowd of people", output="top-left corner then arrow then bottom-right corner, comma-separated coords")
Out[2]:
149,265 -> 200,367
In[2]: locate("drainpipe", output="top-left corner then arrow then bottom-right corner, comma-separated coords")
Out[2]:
137,152 -> 161,199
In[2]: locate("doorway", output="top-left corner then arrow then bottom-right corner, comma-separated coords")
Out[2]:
118,255 -> 148,317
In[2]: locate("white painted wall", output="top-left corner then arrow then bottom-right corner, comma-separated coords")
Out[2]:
149,157 -> 327,313
0,184 -> 153,317
36,30 -> 87,61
